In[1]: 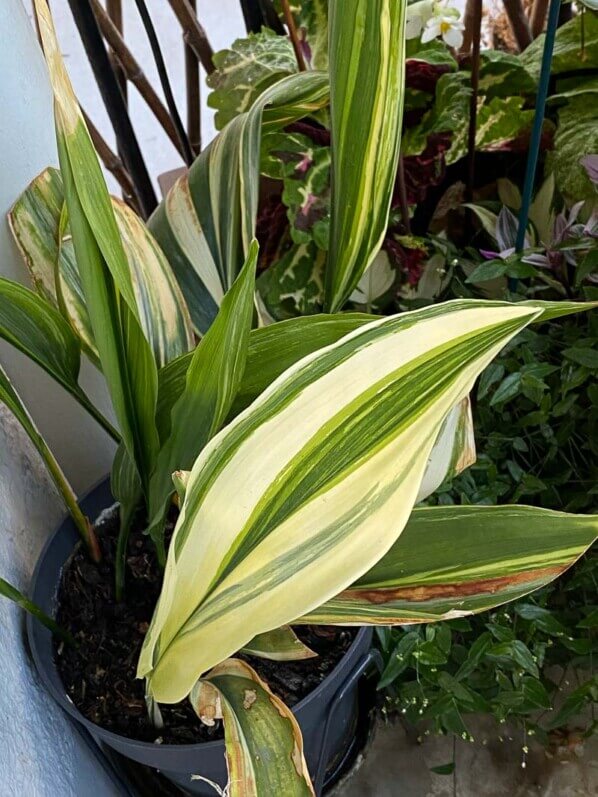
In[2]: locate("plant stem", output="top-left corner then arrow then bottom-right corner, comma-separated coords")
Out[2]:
281,0 -> 307,71
132,0 -> 195,166
67,0 -> 158,218
90,0 -> 190,161
166,0 -> 215,74
529,0 -> 549,38
185,0 -> 201,155
503,0 -> 533,51
466,0 -> 482,202
397,154 -> 411,235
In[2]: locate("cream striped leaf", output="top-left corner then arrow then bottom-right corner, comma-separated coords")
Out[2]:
302,505 -> 598,624
325,0 -> 407,311
241,627 -> 316,661
139,300 -> 593,703
190,659 -> 314,797
149,73 -> 329,333
34,0 -> 159,493
9,167 -> 194,368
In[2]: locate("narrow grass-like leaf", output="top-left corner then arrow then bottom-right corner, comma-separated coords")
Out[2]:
0,364 -> 99,559
0,577 -> 74,644
139,300 -> 594,703
325,0 -> 407,311
189,659 -> 314,796
303,505 -> 598,624
146,243 -> 258,547
242,627 -> 316,661
111,443 -> 142,600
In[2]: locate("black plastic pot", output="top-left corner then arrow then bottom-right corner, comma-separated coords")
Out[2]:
27,478 -> 375,795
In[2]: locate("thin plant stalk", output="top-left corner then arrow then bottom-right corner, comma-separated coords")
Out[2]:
39,435 -> 101,562
91,0 -> 190,160
185,0 -> 201,155
503,0 -> 533,50
105,0 -> 127,101
529,0 -> 549,37
281,0 -> 307,71
167,0 -> 215,74
460,0 -> 477,54
466,0 -> 483,202
66,0 -> 158,218
397,153 -> 411,235
132,0 -> 195,166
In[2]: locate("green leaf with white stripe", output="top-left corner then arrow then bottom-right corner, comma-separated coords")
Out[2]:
35,0 -> 159,494
140,299 -> 594,703
189,658 -> 314,796
149,72 -> 329,333
242,627 -> 316,661
302,505 -> 598,624
0,276 -> 117,440
9,167 -> 194,368
325,0 -> 407,311
146,242 -> 258,547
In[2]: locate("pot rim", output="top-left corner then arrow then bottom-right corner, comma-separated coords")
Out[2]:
27,477 -> 370,754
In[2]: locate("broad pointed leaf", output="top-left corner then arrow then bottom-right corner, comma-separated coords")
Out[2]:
303,505 -> 598,623
242,627 -> 316,661
189,659 -> 314,796
140,300 -> 593,703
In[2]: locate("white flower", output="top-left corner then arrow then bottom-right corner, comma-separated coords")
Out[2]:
421,5 -> 464,49
405,0 -> 435,40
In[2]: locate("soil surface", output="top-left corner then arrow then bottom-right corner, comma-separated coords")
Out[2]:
54,507 -> 355,744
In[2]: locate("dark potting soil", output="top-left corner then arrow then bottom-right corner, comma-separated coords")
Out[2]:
54,506 -> 356,745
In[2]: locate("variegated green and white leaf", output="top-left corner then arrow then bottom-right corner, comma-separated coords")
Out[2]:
150,72 -> 329,334
34,0 -> 159,493
9,167 -> 194,368
303,505 -> 598,624
146,243 -> 258,547
190,659 -> 314,797
325,0 -> 407,311
242,627 -> 316,661
207,29 -> 298,130
140,299 -> 593,703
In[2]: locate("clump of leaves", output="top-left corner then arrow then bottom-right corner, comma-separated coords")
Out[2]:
378,546 -> 597,746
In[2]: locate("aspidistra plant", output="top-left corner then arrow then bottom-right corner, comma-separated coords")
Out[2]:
0,1 -> 595,795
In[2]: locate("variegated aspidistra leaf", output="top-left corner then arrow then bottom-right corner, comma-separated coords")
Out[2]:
149,72 -> 329,333
325,0 -> 407,311
9,167 -> 194,368
190,659 -> 314,796
304,505 -> 598,624
139,299 -> 592,703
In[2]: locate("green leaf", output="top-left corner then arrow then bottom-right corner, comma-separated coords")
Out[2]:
0,276 -> 117,440
490,372 -> 522,406
0,577 -> 73,644
325,0 -> 407,311
563,346 -> 598,369
35,0 -> 160,495
466,260 -> 508,284
207,30 -> 298,130
146,243 -> 258,543
488,640 -> 539,677
111,443 -> 142,600
242,626 -> 316,661
478,50 -> 536,100
521,12 -> 598,80
189,659 -> 314,796
151,72 -> 330,333
305,504 -> 598,625
0,364 -> 98,557
431,762 -> 455,776
549,97 -> 598,204
405,38 -> 457,70
257,242 -> 326,320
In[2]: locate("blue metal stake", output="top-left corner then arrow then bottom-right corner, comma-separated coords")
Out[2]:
511,0 -> 562,290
